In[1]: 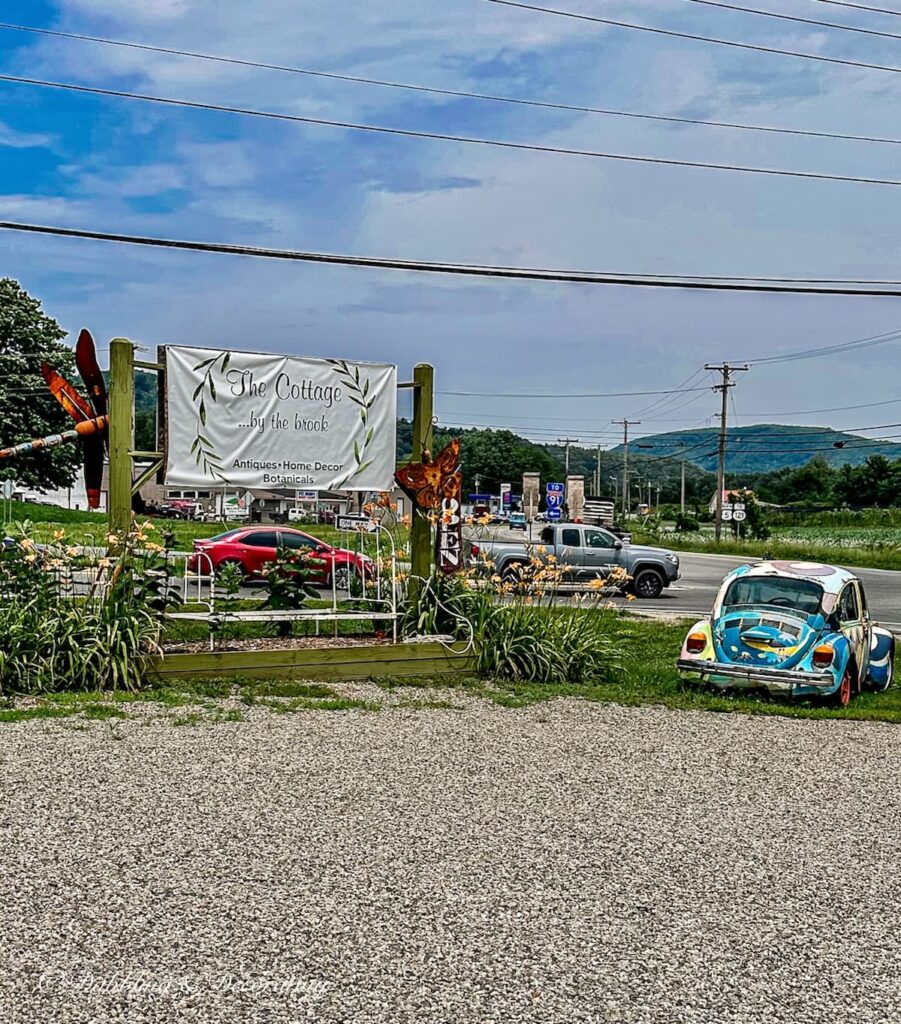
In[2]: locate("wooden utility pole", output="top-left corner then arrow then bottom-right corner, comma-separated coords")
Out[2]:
705,362 -> 749,541
611,419 -> 640,521
594,443 -> 602,495
557,437 -> 578,475
679,443 -> 686,514
108,337 -> 135,538
409,362 -> 434,593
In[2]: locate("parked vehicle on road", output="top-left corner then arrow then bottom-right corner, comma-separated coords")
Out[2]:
468,522 -> 679,598
188,526 -> 369,587
167,499 -> 203,520
145,502 -> 189,520
677,560 -> 894,706
222,505 -> 250,522
508,512 -> 526,530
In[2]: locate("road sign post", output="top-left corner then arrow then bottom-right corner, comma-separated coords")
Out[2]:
545,481 -> 564,522
2,477 -> 13,524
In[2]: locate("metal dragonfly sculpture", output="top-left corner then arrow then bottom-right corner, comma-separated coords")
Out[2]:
0,329 -> 108,508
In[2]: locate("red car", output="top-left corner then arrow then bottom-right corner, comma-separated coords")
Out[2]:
188,527 -> 368,587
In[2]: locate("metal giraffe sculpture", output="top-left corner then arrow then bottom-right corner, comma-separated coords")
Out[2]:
0,329 -> 109,509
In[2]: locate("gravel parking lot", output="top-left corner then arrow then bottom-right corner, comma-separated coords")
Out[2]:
2,699 -> 901,1023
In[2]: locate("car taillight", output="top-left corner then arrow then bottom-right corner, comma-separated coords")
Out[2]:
686,632 -> 707,654
471,544 -> 480,556
812,645 -> 834,669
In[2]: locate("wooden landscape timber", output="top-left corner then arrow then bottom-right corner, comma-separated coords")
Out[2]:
150,639 -> 476,682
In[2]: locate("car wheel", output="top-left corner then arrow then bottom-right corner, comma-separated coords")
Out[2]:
828,666 -> 854,707
631,568 -> 665,599
332,565 -> 353,590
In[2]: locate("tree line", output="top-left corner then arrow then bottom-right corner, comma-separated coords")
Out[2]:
735,454 -> 901,509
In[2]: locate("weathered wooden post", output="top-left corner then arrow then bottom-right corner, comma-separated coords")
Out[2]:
409,362 -> 434,595
108,337 -> 135,537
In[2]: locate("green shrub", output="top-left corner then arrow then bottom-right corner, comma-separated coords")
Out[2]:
0,521 -> 172,694
474,604 -> 619,684
401,563 -> 622,685
674,512 -> 700,533
261,544 -> 319,637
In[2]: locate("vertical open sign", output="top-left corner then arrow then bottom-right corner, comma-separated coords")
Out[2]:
436,478 -> 464,574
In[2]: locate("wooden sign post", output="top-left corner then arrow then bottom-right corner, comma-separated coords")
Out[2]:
108,337 -> 135,538
409,363 -> 434,595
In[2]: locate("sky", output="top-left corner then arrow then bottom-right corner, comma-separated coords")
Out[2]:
1,0 -> 900,449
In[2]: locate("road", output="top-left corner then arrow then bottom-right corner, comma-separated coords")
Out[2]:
620,550 -> 901,632
175,537 -> 901,631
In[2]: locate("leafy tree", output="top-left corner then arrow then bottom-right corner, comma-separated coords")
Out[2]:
731,489 -> 770,541
396,418 -> 716,503
452,429 -> 560,495
0,279 -> 81,491
832,454 -> 901,508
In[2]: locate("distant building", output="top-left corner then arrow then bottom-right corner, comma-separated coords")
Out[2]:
708,489 -> 751,514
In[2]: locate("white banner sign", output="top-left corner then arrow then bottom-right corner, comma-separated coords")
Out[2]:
164,346 -> 397,491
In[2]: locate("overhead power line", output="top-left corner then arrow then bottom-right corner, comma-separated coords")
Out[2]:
631,367 -> 710,418
2,22 -> 900,149
5,221 -> 901,296
441,386 -> 713,398
5,73 -> 901,187
683,0 -> 901,40
734,396 -> 901,416
813,0 -> 901,16
487,0 -> 901,75
733,326 -> 901,365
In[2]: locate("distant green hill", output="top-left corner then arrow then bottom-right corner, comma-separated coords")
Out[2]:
613,424 -> 901,473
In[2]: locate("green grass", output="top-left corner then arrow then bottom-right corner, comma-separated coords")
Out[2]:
632,528 -> 901,571
4,500 -> 387,551
3,617 -> 901,726
478,616 -> 901,723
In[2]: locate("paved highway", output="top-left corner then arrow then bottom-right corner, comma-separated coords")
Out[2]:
617,550 -> 901,633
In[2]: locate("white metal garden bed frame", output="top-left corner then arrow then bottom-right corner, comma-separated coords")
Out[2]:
165,521 -> 401,647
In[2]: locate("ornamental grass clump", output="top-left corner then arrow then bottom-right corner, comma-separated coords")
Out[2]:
0,519 -> 174,695
403,543 -> 624,685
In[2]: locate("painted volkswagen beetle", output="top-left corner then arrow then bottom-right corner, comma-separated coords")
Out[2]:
677,560 -> 894,705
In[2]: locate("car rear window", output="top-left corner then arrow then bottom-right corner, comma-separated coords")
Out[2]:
207,529 -> 244,541
723,576 -> 823,616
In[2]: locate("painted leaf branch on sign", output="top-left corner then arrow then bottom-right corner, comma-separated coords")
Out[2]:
190,351 -> 230,481
328,358 -> 379,487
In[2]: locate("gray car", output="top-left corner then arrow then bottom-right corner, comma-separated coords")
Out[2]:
468,522 -> 679,598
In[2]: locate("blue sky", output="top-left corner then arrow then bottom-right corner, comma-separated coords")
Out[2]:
1,0 -> 900,446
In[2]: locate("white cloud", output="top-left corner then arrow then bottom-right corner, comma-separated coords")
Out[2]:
177,141 -> 256,187
0,121 -> 53,149
62,0 -> 191,21
4,0 -> 901,432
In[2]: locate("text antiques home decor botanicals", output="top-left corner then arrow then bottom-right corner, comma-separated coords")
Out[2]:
164,346 -> 397,491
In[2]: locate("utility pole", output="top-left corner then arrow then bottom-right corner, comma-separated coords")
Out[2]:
611,419 -> 640,521
594,444 -> 603,495
705,361 -> 749,541
558,437 -> 578,476
679,442 -> 686,514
